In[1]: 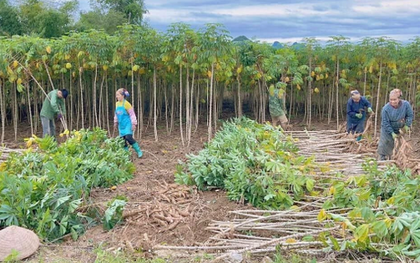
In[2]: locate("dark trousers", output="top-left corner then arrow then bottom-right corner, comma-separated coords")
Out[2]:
122,134 -> 136,147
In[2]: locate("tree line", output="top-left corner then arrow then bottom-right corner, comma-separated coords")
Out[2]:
0,0 -> 147,38
0,23 -> 419,146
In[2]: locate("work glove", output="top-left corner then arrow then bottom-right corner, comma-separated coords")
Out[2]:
404,125 -> 410,132
57,113 -> 63,120
355,113 -> 363,119
368,107 -> 373,113
392,132 -> 398,140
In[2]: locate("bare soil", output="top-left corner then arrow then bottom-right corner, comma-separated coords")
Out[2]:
2,122 -> 246,263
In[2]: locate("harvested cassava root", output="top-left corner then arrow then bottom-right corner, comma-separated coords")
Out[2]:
122,181 -> 194,234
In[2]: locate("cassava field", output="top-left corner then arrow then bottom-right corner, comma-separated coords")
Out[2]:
1,116 -> 419,263
2,27 -> 420,262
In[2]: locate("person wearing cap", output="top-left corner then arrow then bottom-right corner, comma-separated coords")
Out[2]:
346,90 -> 373,141
377,90 -> 413,161
40,89 -> 68,137
268,84 -> 288,130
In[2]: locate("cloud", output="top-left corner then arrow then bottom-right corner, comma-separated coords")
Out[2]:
73,0 -> 420,43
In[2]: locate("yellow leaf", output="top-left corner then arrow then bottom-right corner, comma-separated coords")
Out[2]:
111,186 -> 117,190
296,84 -> 301,90
236,65 -> 243,74
285,238 -> 297,244
314,88 -> 320,93
317,209 -> 327,222
17,78 -> 22,85
66,63 -> 72,69
26,137 -> 34,147
310,191 -> 320,196
46,46 -> 52,54
103,65 -> 108,71
354,224 -> 370,243
289,205 -> 300,212
329,186 -> 336,195
384,217 -> 393,228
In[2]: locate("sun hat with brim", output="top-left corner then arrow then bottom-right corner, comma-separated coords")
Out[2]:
0,225 -> 40,261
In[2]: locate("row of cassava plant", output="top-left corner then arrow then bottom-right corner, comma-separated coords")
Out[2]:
1,26 -> 420,145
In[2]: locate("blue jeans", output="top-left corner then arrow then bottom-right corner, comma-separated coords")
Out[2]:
41,116 -> 55,137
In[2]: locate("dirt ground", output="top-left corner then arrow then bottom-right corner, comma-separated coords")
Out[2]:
2,116 -> 419,263
1,121 -> 247,263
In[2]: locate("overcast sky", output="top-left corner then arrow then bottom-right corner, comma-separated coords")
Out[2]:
78,0 -> 420,44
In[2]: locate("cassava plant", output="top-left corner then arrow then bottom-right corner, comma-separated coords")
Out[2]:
175,117 -> 319,209
0,128 -> 134,241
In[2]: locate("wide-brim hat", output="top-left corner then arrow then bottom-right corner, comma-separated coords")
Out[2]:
0,226 -> 40,261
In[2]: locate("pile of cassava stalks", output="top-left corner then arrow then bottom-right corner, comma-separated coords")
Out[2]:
337,114 -> 420,175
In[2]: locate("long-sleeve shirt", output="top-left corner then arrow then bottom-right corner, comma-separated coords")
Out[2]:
381,100 -> 413,135
113,100 -> 137,126
346,96 -> 372,124
269,88 -> 286,117
114,100 -> 138,136
40,90 -> 66,120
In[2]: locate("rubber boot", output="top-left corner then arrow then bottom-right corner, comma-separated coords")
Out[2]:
132,142 -> 143,158
356,135 -> 362,142
123,146 -> 129,151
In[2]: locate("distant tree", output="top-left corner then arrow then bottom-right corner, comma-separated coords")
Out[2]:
0,0 -> 23,36
75,8 -> 126,34
19,0 -> 77,38
38,9 -> 70,38
94,0 -> 148,25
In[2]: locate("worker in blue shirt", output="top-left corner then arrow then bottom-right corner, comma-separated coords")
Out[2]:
346,90 -> 373,141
